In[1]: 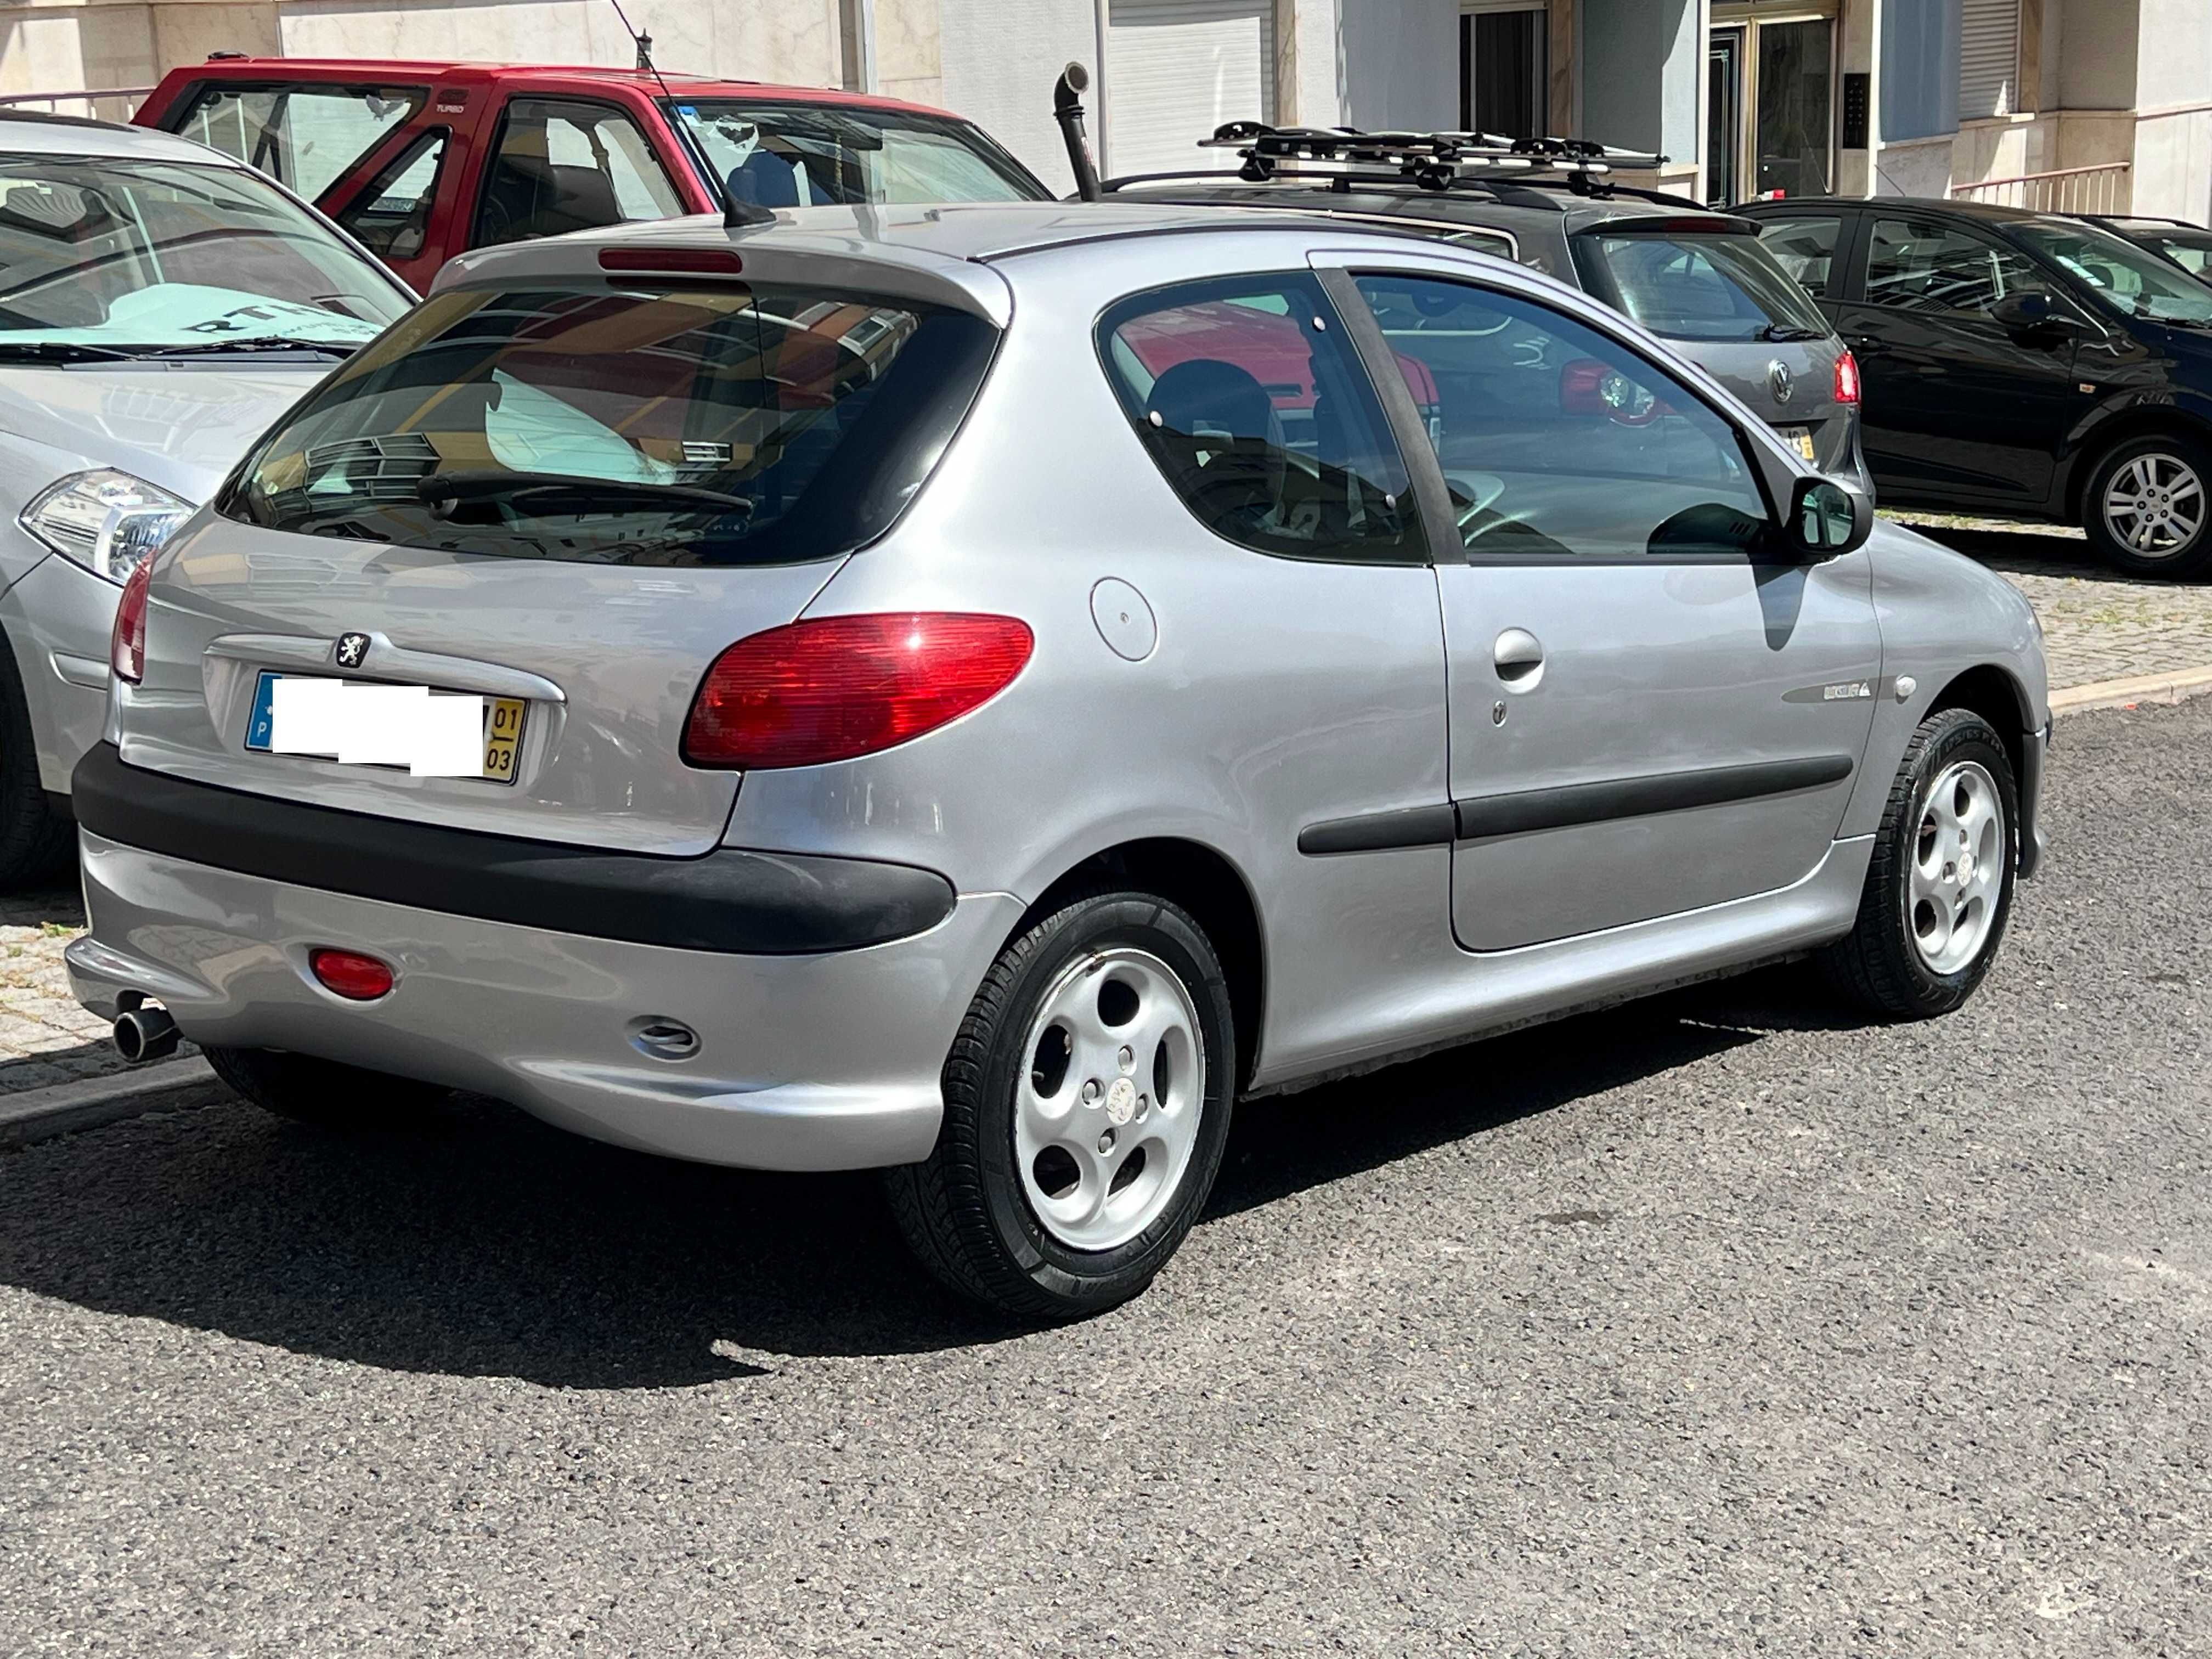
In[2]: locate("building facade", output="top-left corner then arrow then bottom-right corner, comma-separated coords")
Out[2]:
2,0 -> 2204,216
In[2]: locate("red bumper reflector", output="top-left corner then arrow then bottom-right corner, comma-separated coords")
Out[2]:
309,948 -> 395,1001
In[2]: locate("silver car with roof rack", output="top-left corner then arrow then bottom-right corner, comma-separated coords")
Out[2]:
1102,122 -> 1872,498
70,201 -> 2045,1320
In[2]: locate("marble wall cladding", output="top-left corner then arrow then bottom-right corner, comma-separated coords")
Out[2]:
875,0 -> 945,107
2,3 -> 159,99
154,3 -> 284,67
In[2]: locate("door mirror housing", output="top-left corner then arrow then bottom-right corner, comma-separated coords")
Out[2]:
1788,475 -> 1871,559
1990,290 -> 2082,342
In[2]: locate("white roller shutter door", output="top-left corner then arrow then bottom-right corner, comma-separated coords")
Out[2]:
1105,0 -> 1277,180
1960,0 -> 2021,120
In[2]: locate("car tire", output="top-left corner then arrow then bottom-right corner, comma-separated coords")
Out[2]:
1821,707 -> 2019,1020
883,888 -> 1238,1322
204,1045 -> 449,1130
2082,432 -> 2212,579
0,637 -> 74,890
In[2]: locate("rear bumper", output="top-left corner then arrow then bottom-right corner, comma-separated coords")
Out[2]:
67,829 -> 1022,1171
71,742 -> 954,953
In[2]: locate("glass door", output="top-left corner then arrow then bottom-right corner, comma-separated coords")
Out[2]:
1754,17 -> 1834,196
1709,5 -> 1835,205
1707,29 -> 1743,205
1460,3 -> 1547,139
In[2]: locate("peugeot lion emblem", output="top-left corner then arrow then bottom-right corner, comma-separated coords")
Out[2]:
1768,359 -> 1795,404
334,632 -> 371,670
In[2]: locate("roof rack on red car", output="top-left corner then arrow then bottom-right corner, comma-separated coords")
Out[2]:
1100,121 -> 1680,207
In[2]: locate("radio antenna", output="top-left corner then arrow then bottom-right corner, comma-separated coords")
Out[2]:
604,0 -> 772,228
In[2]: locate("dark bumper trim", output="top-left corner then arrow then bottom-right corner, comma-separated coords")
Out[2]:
71,743 -> 956,955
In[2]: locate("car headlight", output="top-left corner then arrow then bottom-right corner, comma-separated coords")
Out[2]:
19,469 -> 193,584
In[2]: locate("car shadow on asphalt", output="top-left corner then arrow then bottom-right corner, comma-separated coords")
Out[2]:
0,969 -> 1842,1386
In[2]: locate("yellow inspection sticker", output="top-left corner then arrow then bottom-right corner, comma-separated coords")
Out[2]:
482,697 -> 526,783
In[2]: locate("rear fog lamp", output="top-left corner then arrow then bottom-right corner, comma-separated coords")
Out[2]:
310,948 -> 396,1001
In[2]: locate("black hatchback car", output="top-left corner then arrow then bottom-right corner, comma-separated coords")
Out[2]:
1739,196 -> 2212,578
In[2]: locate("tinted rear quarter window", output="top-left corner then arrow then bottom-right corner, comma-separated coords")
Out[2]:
1752,215 -> 1844,297
223,282 -> 998,566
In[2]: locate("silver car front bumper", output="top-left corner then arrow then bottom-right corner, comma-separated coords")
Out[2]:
68,830 -> 1020,1171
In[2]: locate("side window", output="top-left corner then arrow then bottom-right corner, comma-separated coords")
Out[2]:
473,99 -> 684,249
334,129 -> 447,260
1351,274 -> 1770,561
1098,273 -> 1423,565
177,84 -> 425,202
1864,218 -> 2051,318
1754,215 -> 1844,297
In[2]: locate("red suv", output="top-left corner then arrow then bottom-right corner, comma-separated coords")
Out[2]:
133,57 -> 1049,291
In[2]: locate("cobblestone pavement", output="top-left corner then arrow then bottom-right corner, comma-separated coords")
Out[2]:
1891,512 -> 2212,689
1,516 -> 2202,1093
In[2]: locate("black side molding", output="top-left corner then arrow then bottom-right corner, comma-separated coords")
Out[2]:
71,743 -> 955,955
1454,754 -> 1854,841
1296,803 -> 1458,856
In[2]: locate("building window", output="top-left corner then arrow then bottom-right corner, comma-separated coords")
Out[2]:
1461,3 -> 1548,139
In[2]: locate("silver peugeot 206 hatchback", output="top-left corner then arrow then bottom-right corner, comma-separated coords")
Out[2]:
69,203 -> 2049,1319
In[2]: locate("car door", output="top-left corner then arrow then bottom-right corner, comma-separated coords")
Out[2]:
1323,257 -> 1881,951
1834,213 -> 2091,509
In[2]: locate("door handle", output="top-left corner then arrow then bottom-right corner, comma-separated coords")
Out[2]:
1493,627 -> 1544,689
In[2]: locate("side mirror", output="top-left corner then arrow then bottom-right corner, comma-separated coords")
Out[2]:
1990,290 -> 2081,342
1789,475 -> 1871,558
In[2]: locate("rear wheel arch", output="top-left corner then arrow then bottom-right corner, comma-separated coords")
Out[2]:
2062,408 -> 2212,522
1022,837 -> 1266,1093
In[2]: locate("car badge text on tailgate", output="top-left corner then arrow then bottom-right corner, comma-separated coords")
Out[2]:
334,632 -> 371,669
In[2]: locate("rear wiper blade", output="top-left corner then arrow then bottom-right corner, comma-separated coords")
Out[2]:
1754,323 -> 1827,342
418,470 -> 756,517
0,340 -> 138,363
142,336 -> 360,360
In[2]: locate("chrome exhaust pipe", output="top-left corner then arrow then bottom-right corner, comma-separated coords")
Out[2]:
113,1003 -> 180,1065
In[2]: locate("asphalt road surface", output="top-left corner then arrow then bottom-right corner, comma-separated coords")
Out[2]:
4,701 -> 2208,1658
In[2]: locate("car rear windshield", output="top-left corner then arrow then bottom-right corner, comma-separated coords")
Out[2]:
667,99 -> 1048,208
1573,229 -> 1832,343
221,282 -> 998,565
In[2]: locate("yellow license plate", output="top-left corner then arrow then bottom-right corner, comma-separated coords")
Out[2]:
482,696 -> 526,783
1785,426 -> 1817,463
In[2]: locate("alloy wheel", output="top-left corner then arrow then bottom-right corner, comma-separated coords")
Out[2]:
1908,759 -> 2005,975
1014,947 -> 1206,1251
2102,452 -> 2205,558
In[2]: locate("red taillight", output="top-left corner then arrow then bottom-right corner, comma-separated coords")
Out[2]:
599,247 -> 743,275
110,556 -> 152,684
309,948 -> 394,1001
683,613 -> 1034,770
1833,348 -> 1861,406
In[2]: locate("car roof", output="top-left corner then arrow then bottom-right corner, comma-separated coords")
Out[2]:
0,108 -> 247,164
434,200 -> 1463,323
1736,193 -> 2060,227
1114,178 -> 1727,236
156,57 -> 961,120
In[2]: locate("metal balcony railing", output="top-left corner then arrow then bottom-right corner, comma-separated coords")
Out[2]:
1950,160 -> 2132,216
0,87 -> 155,122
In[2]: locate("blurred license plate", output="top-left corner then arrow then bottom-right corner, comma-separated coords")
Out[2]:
245,672 -> 527,783
1782,426 -> 1817,463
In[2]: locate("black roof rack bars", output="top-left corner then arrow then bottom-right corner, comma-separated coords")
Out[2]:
1189,121 -> 1667,196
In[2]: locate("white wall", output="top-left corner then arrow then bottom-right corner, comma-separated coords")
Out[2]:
1339,0 -> 1455,130
936,0 -> 1094,190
